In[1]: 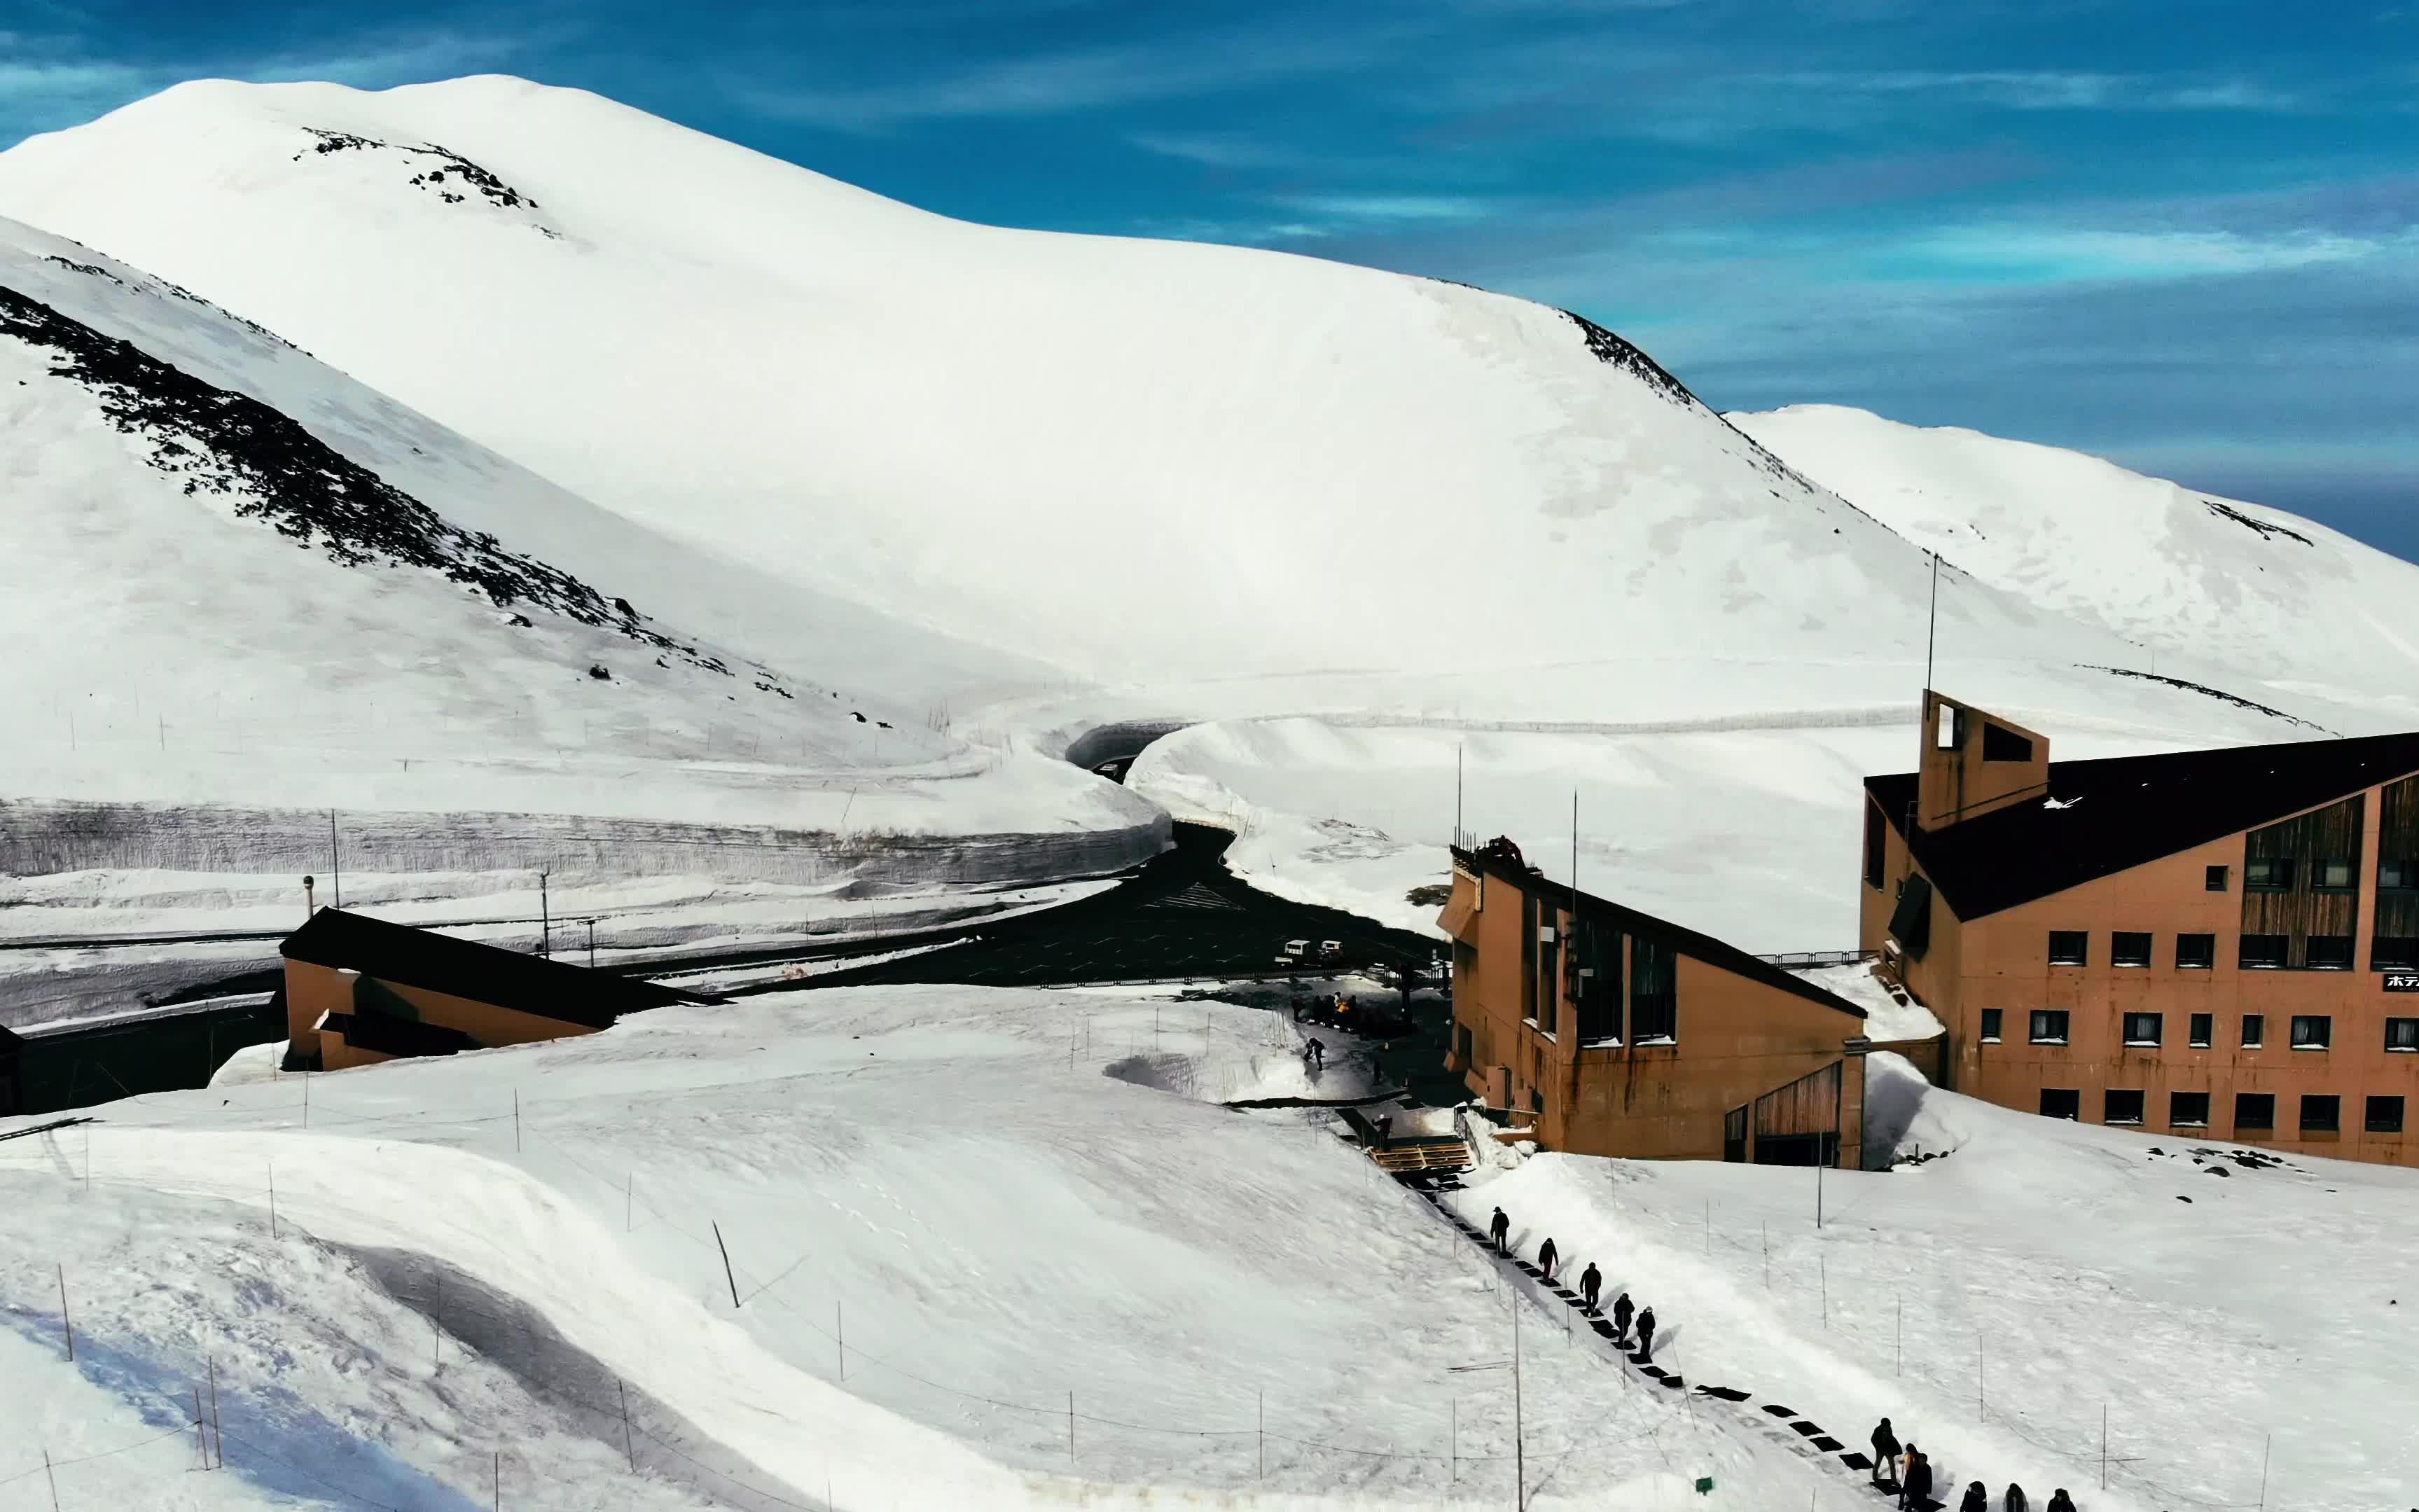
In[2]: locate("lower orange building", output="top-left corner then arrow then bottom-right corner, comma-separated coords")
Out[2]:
1441,838 -> 1890,1167
278,909 -> 710,1071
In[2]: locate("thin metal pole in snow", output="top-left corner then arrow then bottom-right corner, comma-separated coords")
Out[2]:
712,1221 -> 740,1308
837,1301 -> 845,1381
2100,1402 -> 2108,1489
1068,1392 -> 1076,1462
2257,1433 -> 2271,1510
209,1359 -> 222,1468
514,1090 -> 522,1153
1450,1398 -> 1457,1483
1257,1389 -> 1265,1478
492,1449 -> 500,1511
57,1265 -> 71,1362
619,1378 -> 636,1473
41,1448 -> 57,1511
195,1386 -> 207,1469
1513,1296 -> 1524,1512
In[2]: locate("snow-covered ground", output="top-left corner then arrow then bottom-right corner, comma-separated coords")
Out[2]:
1449,1053 -> 2419,1512
0,986 -> 1912,1509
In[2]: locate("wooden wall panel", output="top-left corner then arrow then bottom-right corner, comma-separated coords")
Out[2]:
2378,777 -> 2419,941
2241,794 -> 2363,946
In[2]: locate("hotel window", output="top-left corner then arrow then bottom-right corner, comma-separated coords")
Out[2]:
2376,936 -> 2419,971
1574,917 -> 1621,1044
2240,934 -> 2287,970
1982,721 -> 2033,763
2234,1092 -> 2275,1131
2176,933 -> 2215,970
2241,1013 -> 2266,1048
1979,1008 -> 2002,1043
2205,864 -> 2229,892
1537,920 -> 1560,1036
2030,1009 -> 2070,1045
2112,931 -> 2152,968
2291,1015 -> 2332,1050
2382,859 -> 2419,891
2103,1089 -> 2145,1125
1934,702 -> 1965,749
2306,935 -> 2354,971
1453,1022 -> 1474,1065
2245,856 -> 2295,892
2301,1094 -> 2340,1134
2315,858 -> 2356,894
2189,1013 -> 2214,1048
2368,1095 -> 2406,1135
2387,1018 -> 2419,1053
1630,935 -> 1677,1043
2048,930 -> 2088,966
2171,1091 -> 2211,1127
2122,1012 -> 2163,1047
1863,803 -> 1887,889
2039,1088 -> 2080,1121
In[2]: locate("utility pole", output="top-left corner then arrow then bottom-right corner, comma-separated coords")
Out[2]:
586,917 -> 597,969
538,871 -> 550,958
328,809 -> 342,910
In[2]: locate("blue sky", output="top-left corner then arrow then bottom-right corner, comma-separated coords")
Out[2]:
6,0 -> 2415,554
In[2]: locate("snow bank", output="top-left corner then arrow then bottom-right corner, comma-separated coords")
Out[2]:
0,985 -> 1874,1508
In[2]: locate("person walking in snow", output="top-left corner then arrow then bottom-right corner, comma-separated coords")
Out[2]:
1306,1036 -> 1326,1069
1578,1261 -> 1602,1315
1489,1207 -> 1510,1252
2044,1491 -> 2074,1512
2004,1485 -> 2028,1512
1634,1305 -> 1656,1362
1610,1291 -> 1634,1344
1868,1419 -> 1901,1486
1536,1236 -> 1558,1282
1960,1483 -> 1988,1512
1899,1449 -> 1932,1511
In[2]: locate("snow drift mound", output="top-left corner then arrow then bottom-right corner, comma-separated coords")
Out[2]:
1731,404 -> 2419,696
0,76 -> 2117,688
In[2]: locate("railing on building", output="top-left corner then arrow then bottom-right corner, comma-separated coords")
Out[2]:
1757,949 -> 1879,971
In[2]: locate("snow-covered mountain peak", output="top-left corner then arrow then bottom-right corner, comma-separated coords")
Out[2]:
0,76 -> 2099,686
1730,403 -> 2419,691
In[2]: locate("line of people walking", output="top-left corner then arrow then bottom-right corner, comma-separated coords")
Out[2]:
1485,1207 -> 1657,1361
1871,1417 -> 2077,1511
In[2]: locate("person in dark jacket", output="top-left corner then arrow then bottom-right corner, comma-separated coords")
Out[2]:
1578,1262 -> 1602,1315
1898,1450 -> 1932,1511
1375,1113 -> 1392,1150
2005,1485 -> 2029,1512
1868,1419 -> 1900,1485
2044,1493 -> 2074,1512
1635,1305 -> 1657,1361
1961,1483 -> 1988,1512
1610,1291 -> 1634,1343
1537,1237 -> 1558,1282
1305,1037 -> 1326,1069
1489,1207 -> 1510,1252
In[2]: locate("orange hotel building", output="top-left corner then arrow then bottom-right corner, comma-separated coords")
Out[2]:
1864,691 -> 2419,1166
1441,837 -> 1906,1168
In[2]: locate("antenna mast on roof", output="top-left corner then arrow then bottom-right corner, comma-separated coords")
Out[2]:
1923,552 -> 1940,694
1455,740 -> 1465,849
1571,789 -> 1580,903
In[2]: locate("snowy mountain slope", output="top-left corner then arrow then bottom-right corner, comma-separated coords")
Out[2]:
0,987 -> 1871,1510
1731,404 -> 2419,695
0,212 -> 1149,851
1451,1053 -> 2419,1512
0,76 -> 2120,689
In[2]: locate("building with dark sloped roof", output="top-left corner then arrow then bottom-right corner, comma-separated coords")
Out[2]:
279,909 -> 713,1071
1862,691 -> 2419,1165
1440,838 -> 1897,1167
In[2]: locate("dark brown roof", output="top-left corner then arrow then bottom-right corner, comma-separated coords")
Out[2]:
1456,842 -> 1865,1021
1869,730 -> 2419,921
281,909 -> 712,1031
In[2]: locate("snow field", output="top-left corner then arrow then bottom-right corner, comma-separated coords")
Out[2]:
1448,1053 -> 2419,1512
0,987 -> 1911,1508
1124,660 -> 2333,951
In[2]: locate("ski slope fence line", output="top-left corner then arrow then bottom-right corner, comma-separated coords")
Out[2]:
0,798 -> 1167,890
0,1081 -> 1700,1508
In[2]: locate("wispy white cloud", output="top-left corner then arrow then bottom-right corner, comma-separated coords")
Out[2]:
1125,130 -> 1305,170
744,21 -> 1420,130
1780,68 -> 2301,111
1894,225 -> 2406,281
1267,192 -> 1496,221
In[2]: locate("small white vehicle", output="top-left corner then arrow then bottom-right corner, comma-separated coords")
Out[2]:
1282,939 -> 1310,958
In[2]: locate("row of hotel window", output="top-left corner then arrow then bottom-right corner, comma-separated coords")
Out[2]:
1983,1008 -> 2419,1051
2040,1088 -> 2406,1135
2043,929 -> 2419,971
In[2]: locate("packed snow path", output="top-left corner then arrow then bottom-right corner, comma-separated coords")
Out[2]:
1401,1169 -> 2023,1510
